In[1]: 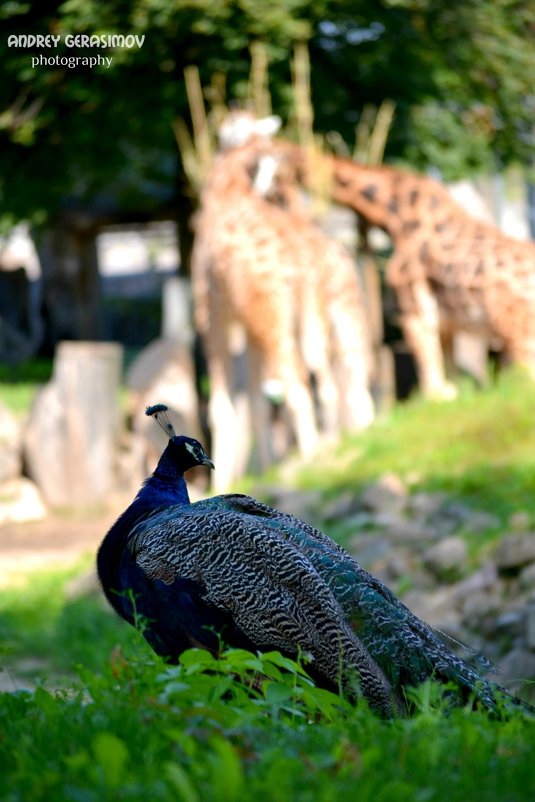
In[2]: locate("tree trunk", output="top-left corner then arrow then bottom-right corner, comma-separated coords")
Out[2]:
24,341 -> 123,507
34,217 -> 103,352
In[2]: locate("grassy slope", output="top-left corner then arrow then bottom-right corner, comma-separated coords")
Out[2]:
294,369 -> 535,520
2,369 -> 535,800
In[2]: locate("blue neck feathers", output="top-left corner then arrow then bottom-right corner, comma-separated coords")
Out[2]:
135,447 -> 191,509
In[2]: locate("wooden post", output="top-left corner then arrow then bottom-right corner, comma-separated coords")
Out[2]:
25,341 -> 123,507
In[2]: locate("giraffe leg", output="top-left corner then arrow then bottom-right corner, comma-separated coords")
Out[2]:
324,251 -> 375,430
396,278 -> 457,400
329,305 -> 375,430
208,361 -> 240,492
314,364 -> 340,437
299,287 -> 340,436
286,378 -> 319,457
502,337 -> 535,381
247,340 -> 275,470
279,351 -> 319,458
203,308 -> 246,493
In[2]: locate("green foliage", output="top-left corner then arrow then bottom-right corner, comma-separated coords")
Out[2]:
0,0 -> 533,227
1,644 -> 534,802
0,558 -> 136,675
0,358 -> 52,414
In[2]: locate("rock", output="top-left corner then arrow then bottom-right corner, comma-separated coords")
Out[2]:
378,515 -> 434,547
519,562 -> 535,592
401,587 -> 464,636
450,562 -> 499,603
0,477 -> 47,524
127,337 -> 200,447
493,609 -> 526,638
494,534 -> 535,570
345,511 -> 382,532
462,591 -> 503,625
461,509 -> 500,534
322,491 -> 359,521
114,430 -> 146,495
526,601 -> 535,651
348,534 -> 392,570
509,511 -> 531,532
383,547 -> 422,581
265,488 -> 322,522
495,648 -> 535,695
406,491 -> 447,520
360,473 -> 407,516
24,341 -> 123,507
423,536 -> 468,581
0,401 -> 21,482
421,500 -> 499,540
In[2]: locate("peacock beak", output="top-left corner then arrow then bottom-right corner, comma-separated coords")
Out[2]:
202,457 -> 215,470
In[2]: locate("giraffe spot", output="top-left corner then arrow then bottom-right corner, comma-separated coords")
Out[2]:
435,220 -> 449,232
361,184 -> 378,202
402,220 -> 421,234
419,241 -> 429,262
429,195 -> 441,209
409,189 -> 419,205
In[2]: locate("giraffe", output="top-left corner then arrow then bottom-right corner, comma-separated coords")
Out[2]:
191,115 -> 374,490
276,142 -> 535,398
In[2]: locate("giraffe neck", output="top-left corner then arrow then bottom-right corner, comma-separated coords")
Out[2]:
275,142 -> 406,236
327,158 -> 406,234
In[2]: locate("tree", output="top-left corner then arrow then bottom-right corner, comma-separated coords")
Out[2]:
1,0 -> 533,231
1,0 -> 531,354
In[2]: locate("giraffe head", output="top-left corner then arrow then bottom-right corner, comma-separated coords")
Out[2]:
218,109 -> 282,151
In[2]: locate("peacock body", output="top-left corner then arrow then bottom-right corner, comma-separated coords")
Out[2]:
97,405 -> 531,717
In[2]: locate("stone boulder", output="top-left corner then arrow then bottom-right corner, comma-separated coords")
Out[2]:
127,337 -> 200,468
423,536 -> 469,581
0,477 -> 47,524
0,401 -> 21,482
494,534 -> 535,571
360,473 -> 407,516
24,341 -> 123,507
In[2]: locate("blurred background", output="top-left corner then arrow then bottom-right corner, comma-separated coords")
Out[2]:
1,1 -> 535,698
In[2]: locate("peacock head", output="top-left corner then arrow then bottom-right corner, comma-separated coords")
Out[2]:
145,404 -> 215,472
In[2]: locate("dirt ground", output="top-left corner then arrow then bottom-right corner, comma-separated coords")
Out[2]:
0,504 -> 127,691
0,504 -> 124,589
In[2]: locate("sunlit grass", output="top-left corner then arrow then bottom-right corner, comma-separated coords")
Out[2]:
293,368 -> 535,521
0,359 -> 53,415
0,557 -> 135,677
2,366 -> 535,801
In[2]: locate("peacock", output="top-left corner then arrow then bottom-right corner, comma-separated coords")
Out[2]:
97,404 -> 532,717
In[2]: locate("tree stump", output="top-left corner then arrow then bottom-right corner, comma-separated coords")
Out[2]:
24,341 -> 123,507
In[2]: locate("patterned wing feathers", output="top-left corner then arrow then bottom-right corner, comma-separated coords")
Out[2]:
129,501 -> 397,715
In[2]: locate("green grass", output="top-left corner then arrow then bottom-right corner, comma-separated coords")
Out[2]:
294,368 -> 535,522
0,557 -> 135,678
1,642 -> 534,802
0,358 -> 53,415
2,367 -> 535,800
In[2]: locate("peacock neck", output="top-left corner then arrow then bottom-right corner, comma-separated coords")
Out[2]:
135,472 -> 191,509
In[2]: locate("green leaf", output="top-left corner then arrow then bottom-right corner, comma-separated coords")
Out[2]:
165,762 -> 200,802
33,687 -> 58,717
208,736 -> 244,802
92,732 -> 129,787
